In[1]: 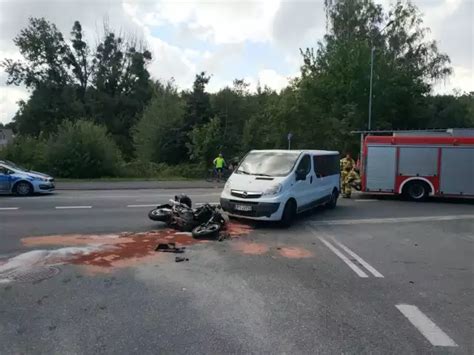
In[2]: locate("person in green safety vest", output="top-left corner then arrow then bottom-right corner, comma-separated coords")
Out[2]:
213,153 -> 226,182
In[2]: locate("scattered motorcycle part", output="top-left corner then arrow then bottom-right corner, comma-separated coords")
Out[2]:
192,223 -> 221,238
155,243 -> 185,253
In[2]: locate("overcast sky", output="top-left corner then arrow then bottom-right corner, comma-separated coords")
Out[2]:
0,0 -> 473,124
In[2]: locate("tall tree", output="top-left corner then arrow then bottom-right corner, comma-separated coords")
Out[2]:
2,18 -> 153,157
295,0 -> 452,151
64,21 -> 90,100
183,72 -> 212,128
134,80 -> 187,164
2,17 -> 71,89
88,27 -> 153,157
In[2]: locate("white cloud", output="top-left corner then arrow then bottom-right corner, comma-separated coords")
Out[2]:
129,0 -> 281,44
433,66 -> 474,94
244,69 -> 297,93
0,86 -> 28,124
0,0 -> 472,124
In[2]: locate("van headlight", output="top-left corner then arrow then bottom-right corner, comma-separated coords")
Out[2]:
263,184 -> 282,196
224,181 -> 231,193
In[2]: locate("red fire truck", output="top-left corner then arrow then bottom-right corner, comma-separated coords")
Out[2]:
359,130 -> 474,201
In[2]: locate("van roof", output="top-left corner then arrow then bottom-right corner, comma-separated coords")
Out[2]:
250,149 -> 339,155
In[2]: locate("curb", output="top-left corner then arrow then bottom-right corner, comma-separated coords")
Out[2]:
55,181 -> 225,191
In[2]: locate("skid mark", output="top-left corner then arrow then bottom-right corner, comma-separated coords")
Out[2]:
232,241 -> 270,255
277,247 -> 313,259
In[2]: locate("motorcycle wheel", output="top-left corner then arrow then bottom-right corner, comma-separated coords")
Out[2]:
192,223 -> 221,238
148,207 -> 172,222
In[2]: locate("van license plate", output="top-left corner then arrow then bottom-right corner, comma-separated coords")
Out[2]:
235,204 -> 252,212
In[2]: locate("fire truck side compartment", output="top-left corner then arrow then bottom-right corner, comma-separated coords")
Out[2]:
398,147 -> 438,176
366,146 -> 396,192
440,147 -> 474,195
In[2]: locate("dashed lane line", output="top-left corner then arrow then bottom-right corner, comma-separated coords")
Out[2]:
396,304 -> 458,347
127,204 -> 158,208
55,206 -> 92,209
0,207 -> 19,210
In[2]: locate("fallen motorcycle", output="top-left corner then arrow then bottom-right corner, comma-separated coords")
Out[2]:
191,206 -> 228,238
148,195 -> 227,238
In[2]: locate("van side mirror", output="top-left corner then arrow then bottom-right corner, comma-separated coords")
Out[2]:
295,170 -> 306,181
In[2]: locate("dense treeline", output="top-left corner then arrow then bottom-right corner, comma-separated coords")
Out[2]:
1,0 -> 473,178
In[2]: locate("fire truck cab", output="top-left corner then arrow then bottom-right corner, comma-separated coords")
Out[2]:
360,130 -> 474,201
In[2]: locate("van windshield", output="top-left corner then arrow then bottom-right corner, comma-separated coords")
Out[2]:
237,151 -> 301,177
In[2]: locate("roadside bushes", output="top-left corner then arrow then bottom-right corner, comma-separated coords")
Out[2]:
0,135 -> 48,171
45,120 -> 123,178
120,161 -> 206,179
0,119 -> 207,179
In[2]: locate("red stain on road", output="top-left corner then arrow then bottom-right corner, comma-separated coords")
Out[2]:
18,221 -> 254,273
21,230 -> 202,272
224,221 -> 254,237
277,247 -> 313,259
22,234 -> 136,247
232,241 -> 269,255
70,231 -> 199,268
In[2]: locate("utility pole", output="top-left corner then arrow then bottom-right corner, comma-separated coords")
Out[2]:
368,46 -> 375,131
367,20 -> 393,132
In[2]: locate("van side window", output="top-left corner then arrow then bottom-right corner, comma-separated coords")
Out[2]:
296,155 -> 311,175
314,155 -> 340,177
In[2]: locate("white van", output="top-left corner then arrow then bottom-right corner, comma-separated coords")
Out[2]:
220,149 -> 340,225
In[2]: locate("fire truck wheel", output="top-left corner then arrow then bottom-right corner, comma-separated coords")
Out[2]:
403,181 -> 429,202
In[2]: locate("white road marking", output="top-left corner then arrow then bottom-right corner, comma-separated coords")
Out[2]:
396,304 -> 457,347
330,237 -> 384,278
127,204 -> 158,208
55,206 -> 92,209
317,236 -> 369,278
0,207 -> 19,210
311,214 -> 474,226
354,199 -> 377,202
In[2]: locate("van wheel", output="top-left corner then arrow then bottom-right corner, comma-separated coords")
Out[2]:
403,181 -> 429,202
280,200 -> 296,228
15,181 -> 33,196
326,190 -> 339,209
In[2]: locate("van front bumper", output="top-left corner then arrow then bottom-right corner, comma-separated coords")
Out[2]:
220,198 -> 280,219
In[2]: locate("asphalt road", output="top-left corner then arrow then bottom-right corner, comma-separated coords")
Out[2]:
1,189 -> 473,354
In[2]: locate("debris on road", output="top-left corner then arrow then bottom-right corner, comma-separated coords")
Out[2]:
155,243 -> 185,253
175,256 -> 189,263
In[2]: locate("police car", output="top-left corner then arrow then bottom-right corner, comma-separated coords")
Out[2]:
0,160 -> 55,196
